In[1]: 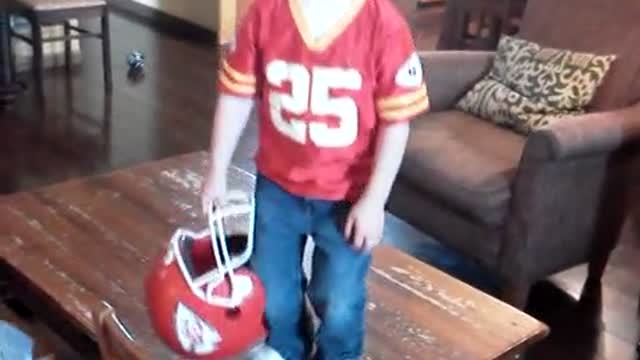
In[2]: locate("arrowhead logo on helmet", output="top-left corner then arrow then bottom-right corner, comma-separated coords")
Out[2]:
175,302 -> 222,354
145,193 -> 267,359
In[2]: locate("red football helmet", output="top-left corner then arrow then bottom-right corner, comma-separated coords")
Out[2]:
145,193 -> 267,359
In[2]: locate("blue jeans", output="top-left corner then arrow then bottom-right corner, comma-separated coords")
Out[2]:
249,174 -> 371,360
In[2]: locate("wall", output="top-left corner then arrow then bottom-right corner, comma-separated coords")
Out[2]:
216,0 -> 253,45
132,0 -> 218,32
128,0 -> 254,45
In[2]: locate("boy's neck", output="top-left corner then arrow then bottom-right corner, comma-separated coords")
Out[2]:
298,0 -> 356,40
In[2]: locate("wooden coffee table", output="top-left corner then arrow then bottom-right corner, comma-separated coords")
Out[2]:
0,152 -> 548,359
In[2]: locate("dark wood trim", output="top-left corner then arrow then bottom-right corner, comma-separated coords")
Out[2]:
109,0 -> 217,45
417,0 -> 446,9
2,263 -> 99,358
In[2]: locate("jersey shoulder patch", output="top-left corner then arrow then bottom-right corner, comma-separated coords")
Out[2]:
394,52 -> 423,88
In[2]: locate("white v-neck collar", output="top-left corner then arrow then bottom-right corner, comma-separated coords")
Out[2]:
299,0 -> 353,39
289,0 -> 366,52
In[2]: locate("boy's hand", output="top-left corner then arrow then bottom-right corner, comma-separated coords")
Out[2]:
344,122 -> 409,252
344,196 -> 385,252
201,168 -> 227,215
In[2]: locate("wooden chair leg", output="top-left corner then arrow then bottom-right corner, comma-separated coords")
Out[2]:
8,22 -> 16,81
29,17 -> 44,98
101,9 -> 112,93
501,280 -> 532,310
64,21 -> 71,73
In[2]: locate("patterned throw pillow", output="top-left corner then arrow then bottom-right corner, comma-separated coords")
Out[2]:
456,35 -> 616,134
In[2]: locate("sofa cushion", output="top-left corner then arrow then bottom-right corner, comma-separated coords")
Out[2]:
456,35 -> 616,134
518,0 -> 640,110
492,36 -> 615,111
455,77 -> 579,135
400,111 -> 526,226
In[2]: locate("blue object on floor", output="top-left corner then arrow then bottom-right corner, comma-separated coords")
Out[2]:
382,216 -> 501,295
408,239 -> 500,294
0,320 -> 34,360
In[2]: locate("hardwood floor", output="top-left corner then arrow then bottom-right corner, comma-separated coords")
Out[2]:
0,2 -> 638,359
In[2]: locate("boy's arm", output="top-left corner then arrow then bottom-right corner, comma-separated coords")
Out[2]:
345,121 -> 411,251
346,15 -> 429,251
207,95 -> 255,176
361,121 -> 410,206
208,0 -> 261,174
202,1 -> 261,211
201,95 -> 255,212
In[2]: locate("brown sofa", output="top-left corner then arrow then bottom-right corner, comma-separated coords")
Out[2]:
389,0 -> 640,309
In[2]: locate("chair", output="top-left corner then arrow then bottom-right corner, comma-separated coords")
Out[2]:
92,302 -> 148,360
388,0 -> 640,309
437,0 -> 527,50
8,0 -> 112,94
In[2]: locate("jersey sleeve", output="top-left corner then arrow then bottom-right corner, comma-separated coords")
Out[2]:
374,20 -> 429,123
217,2 -> 261,97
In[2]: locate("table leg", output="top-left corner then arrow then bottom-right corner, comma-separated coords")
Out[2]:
0,7 -> 25,105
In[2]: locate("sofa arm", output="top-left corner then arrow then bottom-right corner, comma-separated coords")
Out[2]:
417,50 -> 494,112
499,104 -> 640,287
521,102 -> 640,162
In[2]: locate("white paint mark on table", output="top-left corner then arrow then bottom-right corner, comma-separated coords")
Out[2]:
70,298 -> 93,321
161,169 -> 204,193
39,249 -> 129,297
389,265 -> 477,311
391,266 -> 410,275
161,169 -> 191,189
8,207 -> 70,252
138,176 -> 155,188
391,266 -> 433,291
41,260 -> 88,295
172,200 -> 199,219
184,169 -> 204,188
437,289 -> 477,311
370,302 -> 452,356
371,266 -> 457,316
11,236 -> 24,246
407,327 -> 435,344
66,204 -> 144,258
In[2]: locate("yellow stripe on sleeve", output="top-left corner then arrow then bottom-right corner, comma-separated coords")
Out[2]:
222,60 -> 256,85
219,70 -> 255,95
376,84 -> 427,112
379,95 -> 430,121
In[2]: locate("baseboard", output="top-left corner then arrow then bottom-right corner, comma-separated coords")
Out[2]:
109,0 -> 217,45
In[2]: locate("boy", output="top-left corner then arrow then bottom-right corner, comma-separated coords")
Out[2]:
201,0 -> 429,358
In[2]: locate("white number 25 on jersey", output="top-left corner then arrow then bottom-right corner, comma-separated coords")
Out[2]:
266,60 -> 362,148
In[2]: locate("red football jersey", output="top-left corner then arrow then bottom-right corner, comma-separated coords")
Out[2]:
218,0 -> 429,201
